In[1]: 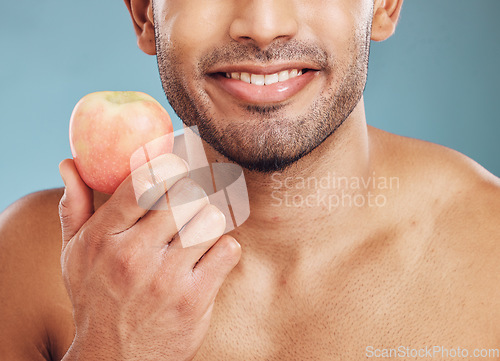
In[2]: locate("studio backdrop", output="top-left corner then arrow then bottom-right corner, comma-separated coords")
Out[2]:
0,0 -> 498,212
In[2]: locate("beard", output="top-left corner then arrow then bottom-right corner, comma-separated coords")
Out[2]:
153,20 -> 371,174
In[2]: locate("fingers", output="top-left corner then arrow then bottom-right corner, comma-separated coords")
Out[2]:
193,235 -> 242,304
173,204 -> 227,250
58,159 -> 94,251
135,177 -> 210,250
160,203 -> 227,271
92,153 -> 189,235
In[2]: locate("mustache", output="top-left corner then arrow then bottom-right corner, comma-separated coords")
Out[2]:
197,39 -> 331,73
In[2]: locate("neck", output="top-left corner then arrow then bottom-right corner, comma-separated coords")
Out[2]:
200,97 -> 377,264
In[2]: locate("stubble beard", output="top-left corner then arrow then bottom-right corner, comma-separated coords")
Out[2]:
154,21 -> 371,174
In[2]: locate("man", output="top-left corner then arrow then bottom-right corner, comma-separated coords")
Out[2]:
0,0 -> 499,360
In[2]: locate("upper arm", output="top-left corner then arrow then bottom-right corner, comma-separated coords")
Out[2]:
390,132 -> 500,337
0,189 -> 73,361
435,173 -> 500,339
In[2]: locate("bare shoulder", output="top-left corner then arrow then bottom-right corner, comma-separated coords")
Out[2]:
0,188 -> 64,245
373,126 -> 500,224
0,188 -> 74,360
375,126 -> 500,250
372,127 -> 500,333
370,125 -> 499,212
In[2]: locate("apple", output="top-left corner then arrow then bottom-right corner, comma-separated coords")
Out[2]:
69,91 -> 174,194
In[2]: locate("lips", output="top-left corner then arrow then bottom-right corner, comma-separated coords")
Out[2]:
206,64 -> 320,104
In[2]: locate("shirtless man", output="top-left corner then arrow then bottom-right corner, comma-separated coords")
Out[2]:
1,0 -> 499,360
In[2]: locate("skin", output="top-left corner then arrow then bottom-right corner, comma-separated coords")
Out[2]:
0,0 -> 499,360
152,0 -> 371,172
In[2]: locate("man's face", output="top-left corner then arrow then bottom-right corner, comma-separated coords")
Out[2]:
153,0 -> 374,173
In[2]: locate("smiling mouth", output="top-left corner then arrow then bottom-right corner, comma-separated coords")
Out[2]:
205,65 -> 320,105
213,68 -> 316,86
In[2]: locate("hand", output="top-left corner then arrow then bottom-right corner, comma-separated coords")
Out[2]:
58,154 -> 241,361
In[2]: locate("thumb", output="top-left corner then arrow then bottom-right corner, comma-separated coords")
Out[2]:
58,159 -> 94,251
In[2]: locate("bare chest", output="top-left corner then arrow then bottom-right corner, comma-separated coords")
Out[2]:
192,260 -> 496,361
54,244 -> 497,361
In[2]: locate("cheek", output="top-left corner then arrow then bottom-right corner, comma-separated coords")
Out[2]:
303,0 -> 369,53
158,1 -> 231,68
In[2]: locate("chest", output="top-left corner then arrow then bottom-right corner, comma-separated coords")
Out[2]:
54,244 -> 496,361
192,258 -> 495,361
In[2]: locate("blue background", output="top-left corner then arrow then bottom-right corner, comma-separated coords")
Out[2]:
1,0 -> 499,212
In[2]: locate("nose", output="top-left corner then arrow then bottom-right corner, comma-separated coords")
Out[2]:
229,0 -> 299,50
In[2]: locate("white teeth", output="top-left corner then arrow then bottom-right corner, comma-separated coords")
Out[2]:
251,74 -> 265,86
240,72 -> 251,83
264,73 -> 279,85
278,70 -> 289,82
226,69 -> 304,86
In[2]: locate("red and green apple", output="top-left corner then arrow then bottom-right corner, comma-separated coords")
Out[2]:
69,91 -> 174,194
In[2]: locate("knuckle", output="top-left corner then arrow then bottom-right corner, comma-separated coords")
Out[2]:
99,198 -> 130,229
79,225 -> 105,252
130,154 -> 190,210
147,276 -> 164,298
58,194 -> 72,226
219,235 -> 241,254
175,279 -> 201,314
221,237 -> 242,264
175,292 -> 199,315
150,153 -> 189,186
192,266 -> 211,291
203,204 -> 226,226
210,236 -> 242,268
58,194 -> 68,218
146,265 -> 171,298
171,177 -> 208,202
165,153 -> 189,173
132,166 -> 156,191
111,247 -> 140,281
131,171 -> 159,205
